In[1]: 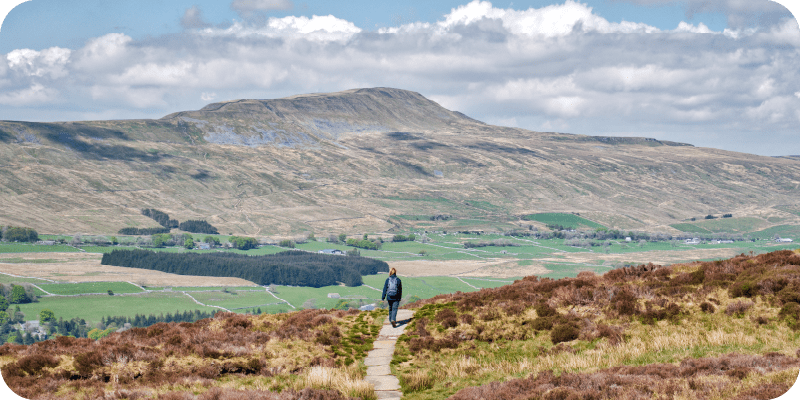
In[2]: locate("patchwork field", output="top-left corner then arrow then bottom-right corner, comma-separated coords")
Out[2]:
0,233 -> 797,326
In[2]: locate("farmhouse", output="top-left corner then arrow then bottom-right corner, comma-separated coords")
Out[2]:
327,293 -> 340,299
685,238 -> 700,244
775,238 -> 794,243
319,249 -> 345,255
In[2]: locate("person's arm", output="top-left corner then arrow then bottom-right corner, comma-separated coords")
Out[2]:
398,279 -> 402,300
381,278 -> 387,301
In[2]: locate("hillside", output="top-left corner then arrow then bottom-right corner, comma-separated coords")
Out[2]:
1,250 -> 799,399
0,87 -> 799,236
394,249 -> 800,399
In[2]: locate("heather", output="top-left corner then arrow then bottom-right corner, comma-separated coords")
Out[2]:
392,249 -> 800,399
0,308 -> 387,399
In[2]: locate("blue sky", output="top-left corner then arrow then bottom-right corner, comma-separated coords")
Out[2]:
0,0 -> 728,53
0,0 -> 798,156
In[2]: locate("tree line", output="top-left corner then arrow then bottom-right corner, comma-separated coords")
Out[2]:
133,208 -> 219,234
0,309 -> 219,345
1,226 -> 39,242
101,249 -> 389,287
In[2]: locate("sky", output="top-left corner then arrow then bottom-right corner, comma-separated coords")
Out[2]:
0,1 -> 798,156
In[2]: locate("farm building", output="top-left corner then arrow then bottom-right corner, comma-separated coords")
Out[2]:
775,238 -> 794,243
319,249 -> 344,255
327,293 -> 340,299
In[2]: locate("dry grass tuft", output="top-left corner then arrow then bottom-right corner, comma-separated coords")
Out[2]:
400,369 -> 434,393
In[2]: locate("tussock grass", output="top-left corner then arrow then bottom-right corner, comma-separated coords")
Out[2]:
394,250 -> 800,399
303,365 -> 374,399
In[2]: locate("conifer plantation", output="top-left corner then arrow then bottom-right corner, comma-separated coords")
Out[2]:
101,249 -> 389,287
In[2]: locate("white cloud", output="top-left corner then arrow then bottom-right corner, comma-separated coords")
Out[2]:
0,83 -> 58,105
181,6 -> 211,29
2,0 -> 799,155
73,33 -> 133,73
675,21 -> 713,33
615,0 -> 794,30
231,0 -> 293,12
382,0 -> 661,36
200,14 -> 361,41
6,47 -> 71,78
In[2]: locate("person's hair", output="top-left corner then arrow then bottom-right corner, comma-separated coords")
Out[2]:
389,267 -> 397,276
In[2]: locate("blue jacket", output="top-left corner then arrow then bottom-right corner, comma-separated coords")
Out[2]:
381,275 -> 402,301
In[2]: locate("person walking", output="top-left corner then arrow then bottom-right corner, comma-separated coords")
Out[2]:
382,267 -> 402,327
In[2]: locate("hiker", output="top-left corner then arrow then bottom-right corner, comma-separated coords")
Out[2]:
382,267 -> 402,327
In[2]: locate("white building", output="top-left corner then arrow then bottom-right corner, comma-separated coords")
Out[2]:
775,238 -> 794,243
327,293 -> 340,299
685,238 -> 700,244
319,249 -> 345,255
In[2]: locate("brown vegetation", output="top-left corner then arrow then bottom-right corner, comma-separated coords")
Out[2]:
449,353 -> 799,400
395,249 -> 800,398
0,308 -> 384,399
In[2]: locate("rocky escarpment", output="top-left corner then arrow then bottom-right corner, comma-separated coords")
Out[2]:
160,87 -> 484,147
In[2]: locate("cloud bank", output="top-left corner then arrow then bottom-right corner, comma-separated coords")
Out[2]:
1,0 -> 799,155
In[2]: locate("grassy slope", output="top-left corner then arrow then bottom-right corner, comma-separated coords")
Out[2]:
392,249 -> 800,399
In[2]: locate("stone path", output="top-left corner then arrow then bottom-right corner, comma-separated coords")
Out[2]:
365,309 -> 415,399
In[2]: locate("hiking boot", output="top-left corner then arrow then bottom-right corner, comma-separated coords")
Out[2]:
391,321 -> 397,328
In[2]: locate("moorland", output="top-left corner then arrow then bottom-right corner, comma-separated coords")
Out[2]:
0,249 -> 799,399
0,87 -> 799,399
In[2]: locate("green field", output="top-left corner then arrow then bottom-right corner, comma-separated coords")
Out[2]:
670,217 -> 768,234
38,281 -> 144,295
16,292 -> 217,324
0,273 -> 53,285
146,286 -> 261,292
0,243 -> 81,253
748,225 -> 800,240
522,213 -> 606,229
3,229 -> 799,327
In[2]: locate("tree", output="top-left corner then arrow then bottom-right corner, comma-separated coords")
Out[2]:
110,236 -> 119,245
302,298 -> 317,309
307,232 -> 316,241
638,239 -> 647,248
184,238 -> 194,249
152,233 -> 169,247
229,236 -> 258,250
0,311 -> 9,325
2,227 -> 38,242
338,233 -> 347,243
0,296 -> 8,311
12,306 -> 24,323
10,285 -> 29,304
39,309 -> 55,323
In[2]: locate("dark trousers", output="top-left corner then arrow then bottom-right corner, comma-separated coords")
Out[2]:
388,299 -> 400,322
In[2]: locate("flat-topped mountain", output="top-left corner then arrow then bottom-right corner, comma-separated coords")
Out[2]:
162,87 -> 483,147
0,88 -> 798,236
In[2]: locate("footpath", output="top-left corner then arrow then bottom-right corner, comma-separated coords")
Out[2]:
364,309 -> 415,399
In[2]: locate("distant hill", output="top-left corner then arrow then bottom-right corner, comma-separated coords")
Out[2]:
0,87 -> 799,236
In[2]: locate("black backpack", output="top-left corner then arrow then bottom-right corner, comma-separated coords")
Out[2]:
387,276 -> 398,297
